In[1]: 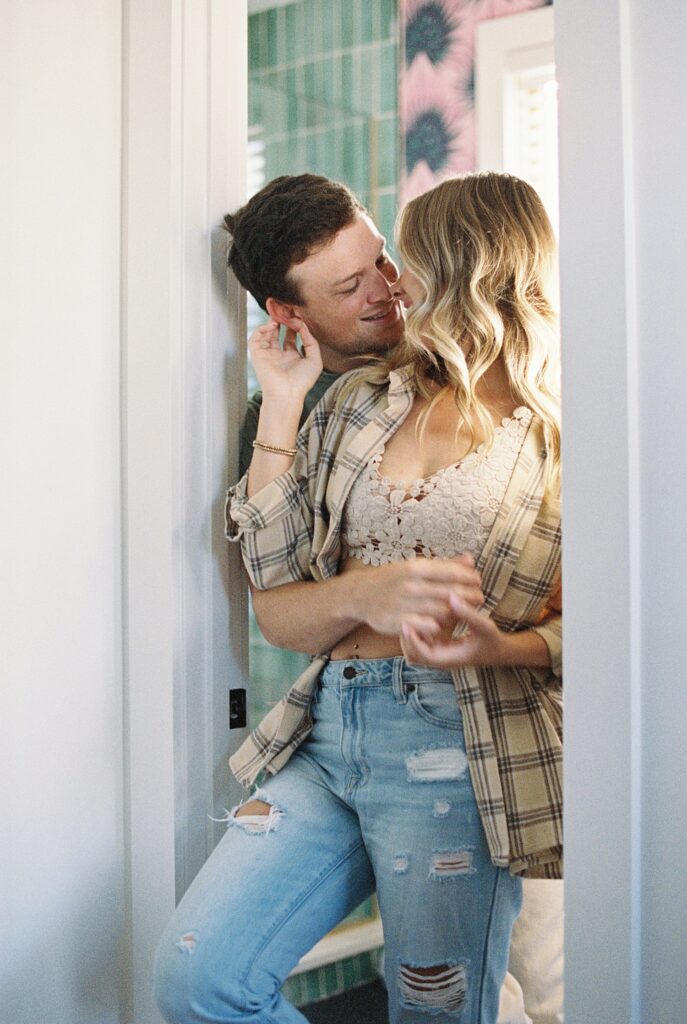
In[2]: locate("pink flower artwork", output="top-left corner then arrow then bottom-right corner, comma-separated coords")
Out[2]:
400,0 -> 550,201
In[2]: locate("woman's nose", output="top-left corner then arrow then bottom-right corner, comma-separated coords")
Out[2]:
371,264 -> 398,301
381,257 -> 400,286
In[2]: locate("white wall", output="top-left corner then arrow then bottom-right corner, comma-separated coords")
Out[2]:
122,2 -> 247,1020
631,5 -> 687,1017
2,2 -> 247,1022
557,2 -> 687,1021
1,3 -> 125,1023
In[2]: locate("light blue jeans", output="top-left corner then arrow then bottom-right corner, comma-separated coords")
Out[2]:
154,657 -> 522,1023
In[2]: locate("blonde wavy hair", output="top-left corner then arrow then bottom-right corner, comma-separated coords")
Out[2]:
345,172 -> 561,494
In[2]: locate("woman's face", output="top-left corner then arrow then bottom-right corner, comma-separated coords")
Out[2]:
395,266 -> 425,310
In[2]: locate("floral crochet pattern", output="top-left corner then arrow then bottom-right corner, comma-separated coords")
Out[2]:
342,407 -> 532,566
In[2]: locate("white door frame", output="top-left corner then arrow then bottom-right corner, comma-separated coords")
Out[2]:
555,2 -> 642,1022
121,2 -> 248,1021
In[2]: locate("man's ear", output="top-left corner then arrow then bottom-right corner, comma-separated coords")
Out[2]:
265,297 -> 303,331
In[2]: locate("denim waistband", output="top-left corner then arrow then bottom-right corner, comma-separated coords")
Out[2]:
321,655 -> 453,689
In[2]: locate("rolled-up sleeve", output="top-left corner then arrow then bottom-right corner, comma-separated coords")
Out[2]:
224,462 -> 314,590
531,613 -> 562,679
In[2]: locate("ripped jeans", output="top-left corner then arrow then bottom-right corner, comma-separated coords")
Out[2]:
154,657 -> 522,1023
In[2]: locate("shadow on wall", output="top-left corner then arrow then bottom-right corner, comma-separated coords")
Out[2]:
2,859 -> 125,1024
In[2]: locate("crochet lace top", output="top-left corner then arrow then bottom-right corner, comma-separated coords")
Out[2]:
341,407 -> 532,566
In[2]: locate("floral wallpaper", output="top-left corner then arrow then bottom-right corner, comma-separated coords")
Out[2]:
400,0 -> 552,202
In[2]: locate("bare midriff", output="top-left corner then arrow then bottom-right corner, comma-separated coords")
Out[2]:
330,558 -> 404,660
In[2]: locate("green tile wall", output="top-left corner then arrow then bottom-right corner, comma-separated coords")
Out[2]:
249,0 -> 399,249
246,0 -> 400,1008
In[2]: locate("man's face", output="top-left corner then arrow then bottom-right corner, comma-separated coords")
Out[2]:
288,212 -> 404,372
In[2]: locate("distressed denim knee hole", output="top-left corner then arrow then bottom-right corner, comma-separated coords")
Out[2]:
398,961 -> 468,1014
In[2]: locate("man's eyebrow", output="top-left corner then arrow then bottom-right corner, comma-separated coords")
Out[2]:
331,240 -> 388,289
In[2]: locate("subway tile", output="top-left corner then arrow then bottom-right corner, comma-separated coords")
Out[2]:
329,127 -> 346,180
342,122 -> 361,190
334,58 -> 347,109
350,50 -> 365,114
266,8 -> 278,67
305,131 -> 318,169
319,60 -> 336,107
285,65 -> 298,98
340,51 -> 354,106
320,5 -> 336,54
341,1 -> 355,49
311,58 -> 325,108
300,1 -> 316,58
376,192 -> 399,254
275,5 -> 288,66
248,14 -> 262,71
360,0 -> 375,44
248,86 -> 261,128
379,42 -> 398,113
286,95 -> 298,136
376,116 -> 399,189
303,60 -> 316,100
284,2 -> 302,64
380,0 -> 398,41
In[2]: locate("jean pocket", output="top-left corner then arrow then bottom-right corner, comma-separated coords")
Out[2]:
408,681 -> 463,730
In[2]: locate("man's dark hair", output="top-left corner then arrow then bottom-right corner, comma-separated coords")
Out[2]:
224,174 -> 364,310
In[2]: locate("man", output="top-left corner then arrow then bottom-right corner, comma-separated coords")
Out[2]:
226,174 -> 563,1024
230,174 -> 403,478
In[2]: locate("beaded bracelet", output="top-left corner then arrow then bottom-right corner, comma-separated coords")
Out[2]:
252,439 -> 298,457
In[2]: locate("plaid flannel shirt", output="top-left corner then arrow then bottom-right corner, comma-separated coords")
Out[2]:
226,367 -> 563,878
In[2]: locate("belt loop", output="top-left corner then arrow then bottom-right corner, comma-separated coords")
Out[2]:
392,656 -> 407,704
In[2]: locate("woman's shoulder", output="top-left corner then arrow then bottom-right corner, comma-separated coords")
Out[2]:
315,364 -> 401,415
297,363 -> 414,454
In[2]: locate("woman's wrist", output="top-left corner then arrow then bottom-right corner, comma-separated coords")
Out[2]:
497,629 -> 550,668
254,402 -> 301,449
247,404 -> 302,498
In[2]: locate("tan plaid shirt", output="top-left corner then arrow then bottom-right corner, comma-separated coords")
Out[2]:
226,367 -> 562,878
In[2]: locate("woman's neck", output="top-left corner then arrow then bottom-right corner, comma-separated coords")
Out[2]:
420,358 -> 514,411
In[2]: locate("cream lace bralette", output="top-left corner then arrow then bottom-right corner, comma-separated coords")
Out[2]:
341,407 -> 532,566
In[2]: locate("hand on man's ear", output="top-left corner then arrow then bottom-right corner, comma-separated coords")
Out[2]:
265,298 -> 303,333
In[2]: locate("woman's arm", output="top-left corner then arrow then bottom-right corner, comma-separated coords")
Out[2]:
251,556 -> 485,653
244,318 -> 322,497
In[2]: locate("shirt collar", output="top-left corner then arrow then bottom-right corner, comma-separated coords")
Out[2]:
387,364 -> 415,396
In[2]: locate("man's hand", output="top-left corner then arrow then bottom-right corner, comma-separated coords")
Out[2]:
249,319 -> 323,403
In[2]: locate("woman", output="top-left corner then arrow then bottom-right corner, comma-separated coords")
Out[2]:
155,172 -> 563,1024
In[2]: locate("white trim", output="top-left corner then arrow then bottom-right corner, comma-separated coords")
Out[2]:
475,6 -> 555,172
555,2 -> 642,1022
122,2 -> 247,1021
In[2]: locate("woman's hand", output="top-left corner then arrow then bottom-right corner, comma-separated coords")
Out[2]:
400,594 -> 550,670
353,556 -> 484,638
249,319 -> 323,403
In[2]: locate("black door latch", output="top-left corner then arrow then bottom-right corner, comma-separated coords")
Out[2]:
229,688 -> 247,729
